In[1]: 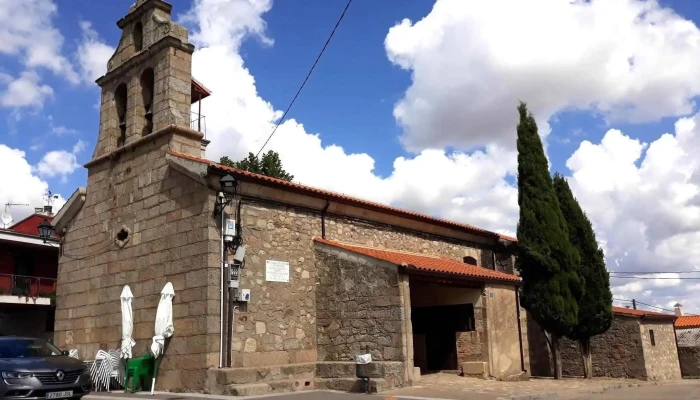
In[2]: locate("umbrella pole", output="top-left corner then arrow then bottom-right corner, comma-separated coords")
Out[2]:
150,338 -> 170,395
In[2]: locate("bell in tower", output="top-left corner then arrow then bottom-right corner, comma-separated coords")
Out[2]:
89,0 -> 211,162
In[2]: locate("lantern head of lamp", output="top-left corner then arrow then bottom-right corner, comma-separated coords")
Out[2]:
220,174 -> 237,195
215,174 -> 237,216
38,219 -> 54,242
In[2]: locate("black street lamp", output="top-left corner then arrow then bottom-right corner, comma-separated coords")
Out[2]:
38,219 -> 54,242
220,174 -> 237,195
215,174 -> 237,216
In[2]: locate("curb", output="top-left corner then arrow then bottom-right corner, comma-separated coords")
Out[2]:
498,392 -> 559,400
497,381 -> 646,400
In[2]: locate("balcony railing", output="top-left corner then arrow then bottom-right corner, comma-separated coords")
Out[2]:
0,273 -> 56,298
190,112 -> 207,138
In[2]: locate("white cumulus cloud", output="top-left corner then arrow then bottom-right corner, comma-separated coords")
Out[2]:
385,0 -> 700,152
0,145 -> 66,225
76,21 -> 115,84
0,71 -> 54,108
0,0 -> 78,83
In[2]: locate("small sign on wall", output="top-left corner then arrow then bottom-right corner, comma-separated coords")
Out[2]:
265,260 -> 290,282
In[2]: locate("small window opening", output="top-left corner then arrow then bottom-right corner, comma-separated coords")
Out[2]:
463,256 -> 478,265
650,329 -> 656,346
115,225 -> 131,248
133,22 -> 143,52
115,83 -> 128,147
116,229 -> 129,241
140,68 -> 155,136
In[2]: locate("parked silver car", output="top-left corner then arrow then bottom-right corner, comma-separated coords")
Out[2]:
0,337 -> 91,399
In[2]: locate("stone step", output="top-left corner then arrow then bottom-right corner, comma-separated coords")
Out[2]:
221,383 -> 271,396
208,362 -> 316,385
220,379 -> 316,397
316,361 -> 404,379
315,377 -> 389,394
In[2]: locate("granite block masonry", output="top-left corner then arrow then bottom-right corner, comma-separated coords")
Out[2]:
53,0 -> 526,394
528,307 -> 681,381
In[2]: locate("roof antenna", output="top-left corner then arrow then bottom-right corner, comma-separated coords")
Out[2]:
2,202 -> 29,228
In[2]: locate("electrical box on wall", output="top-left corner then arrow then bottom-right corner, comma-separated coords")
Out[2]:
223,219 -> 236,242
234,288 -> 251,302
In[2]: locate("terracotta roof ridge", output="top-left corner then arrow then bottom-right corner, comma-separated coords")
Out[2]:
167,151 -> 516,243
312,237 -> 443,259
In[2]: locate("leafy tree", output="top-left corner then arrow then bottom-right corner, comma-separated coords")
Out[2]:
220,150 -> 294,182
553,174 -> 612,379
515,101 -> 582,379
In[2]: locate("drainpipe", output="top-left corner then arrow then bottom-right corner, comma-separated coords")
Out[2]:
321,200 -> 330,239
515,290 -> 526,372
219,200 -> 225,369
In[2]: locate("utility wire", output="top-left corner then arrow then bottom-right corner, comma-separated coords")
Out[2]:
609,271 -> 700,274
255,0 -> 354,158
613,297 -> 698,316
609,275 -> 700,280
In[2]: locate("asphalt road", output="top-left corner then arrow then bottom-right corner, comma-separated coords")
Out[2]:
86,382 -> 700,400
563,382 -> 700,400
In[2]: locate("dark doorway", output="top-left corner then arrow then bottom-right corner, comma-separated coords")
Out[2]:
412,303 -> 475,371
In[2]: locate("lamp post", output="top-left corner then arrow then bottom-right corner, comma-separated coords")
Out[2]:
38,219 -> 54,243
216,174 -> 237,369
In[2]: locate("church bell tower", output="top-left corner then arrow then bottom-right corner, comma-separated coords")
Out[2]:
90,0 -> 210,162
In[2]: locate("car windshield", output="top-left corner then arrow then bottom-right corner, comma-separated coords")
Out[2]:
0,338 -> 63,358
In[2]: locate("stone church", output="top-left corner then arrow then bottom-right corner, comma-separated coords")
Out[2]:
52,0 -> 527,394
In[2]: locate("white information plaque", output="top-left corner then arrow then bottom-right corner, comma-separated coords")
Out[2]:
265,260 -> 290,282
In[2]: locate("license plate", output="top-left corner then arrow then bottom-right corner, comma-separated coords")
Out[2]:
46,391 -> 73,399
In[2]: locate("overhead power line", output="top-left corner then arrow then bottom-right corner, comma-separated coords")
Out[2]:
609,275 -> 700,280
609,271 -> 700,274
255,0 -> 354,158
613,297 -> 697,316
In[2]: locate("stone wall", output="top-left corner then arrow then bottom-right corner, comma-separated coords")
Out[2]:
640,321 -> 681,380
54,133 -> 219,391
526,313 -> 552,376
679,346 -> 700,377
315,249 -> 406,362
457,331 -> 485,364
530,315 -> 650,379
232,198 -> 514,369
231,203 -> 321,368
484,284 -> 522,378
325,217 -> 495,269
559,316 -> 647,379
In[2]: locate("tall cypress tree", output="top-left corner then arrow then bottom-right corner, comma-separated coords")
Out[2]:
553,174 -> 612,378
515,102 -> 582,379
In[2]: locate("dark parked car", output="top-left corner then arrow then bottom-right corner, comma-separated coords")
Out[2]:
0,337 -> 91,399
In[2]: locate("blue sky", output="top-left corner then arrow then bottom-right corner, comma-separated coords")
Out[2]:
11,0 -> 695,191
2,0 -> 700,312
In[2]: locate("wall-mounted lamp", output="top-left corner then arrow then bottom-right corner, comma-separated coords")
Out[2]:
215,174 -> 237,216
38,219 -> 54,243
220,174 -> 237,195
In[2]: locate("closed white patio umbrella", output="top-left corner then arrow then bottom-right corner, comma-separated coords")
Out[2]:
120,285 -> 135,359
150,282 -> 175,394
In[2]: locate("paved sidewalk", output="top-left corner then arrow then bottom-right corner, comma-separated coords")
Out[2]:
383,373 -> 689,400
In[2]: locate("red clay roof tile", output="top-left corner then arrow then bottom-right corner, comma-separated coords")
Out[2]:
313,237 -> 521,284
675,315 -> 700,328
167,151 -> 516,242
612,306 -> 676,320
